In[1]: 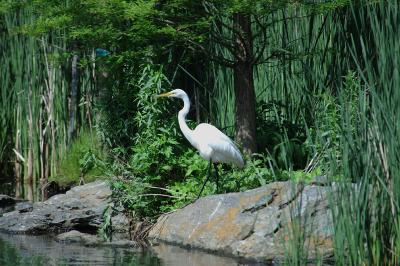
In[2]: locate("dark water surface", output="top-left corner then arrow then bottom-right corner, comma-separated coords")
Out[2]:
0,233 -> 161,266
0,233 -> 256,266
0,177 -> 14,196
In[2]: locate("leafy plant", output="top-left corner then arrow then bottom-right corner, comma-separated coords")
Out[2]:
98,204 -> 112,241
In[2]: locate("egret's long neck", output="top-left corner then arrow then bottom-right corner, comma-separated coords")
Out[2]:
178,95 -> 197,148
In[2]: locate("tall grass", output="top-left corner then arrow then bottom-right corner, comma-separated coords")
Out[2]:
205,1 -> 399,264
0,4 -> 96,200
331,2 -> 400,265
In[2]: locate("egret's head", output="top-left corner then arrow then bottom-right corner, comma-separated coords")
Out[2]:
157,89 -> 187,99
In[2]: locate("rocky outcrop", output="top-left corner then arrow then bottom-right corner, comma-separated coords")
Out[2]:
0,181 -> 112,234
149,180 -> 334,263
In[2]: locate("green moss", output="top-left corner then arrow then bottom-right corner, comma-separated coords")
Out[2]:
50,130 -> 107,186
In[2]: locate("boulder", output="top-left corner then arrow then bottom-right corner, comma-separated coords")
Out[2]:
0,181 -> 112,234
148,181 -> 334,263
111,212 -> 131,233
15,202 -> 33,213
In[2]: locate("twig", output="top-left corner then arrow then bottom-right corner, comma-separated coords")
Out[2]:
143,185 -> 176,194
137,193 -> 194,200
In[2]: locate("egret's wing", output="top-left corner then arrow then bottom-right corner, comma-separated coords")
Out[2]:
194,123 -> 244,167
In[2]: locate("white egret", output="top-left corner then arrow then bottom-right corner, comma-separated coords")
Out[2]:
157,89 -> 244,198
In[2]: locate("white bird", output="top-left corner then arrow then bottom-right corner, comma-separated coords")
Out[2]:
157,89 -> 244,197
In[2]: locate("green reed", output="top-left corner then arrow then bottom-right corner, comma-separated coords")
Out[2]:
330,2 -> 400,265
0,4 -> 95,200
205,1 -> 399,264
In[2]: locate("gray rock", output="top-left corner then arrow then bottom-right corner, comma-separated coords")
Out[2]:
111,212 -> 130,232
0,181 -> 112,234
15,202 -> 33,213
149,181 -> 335,263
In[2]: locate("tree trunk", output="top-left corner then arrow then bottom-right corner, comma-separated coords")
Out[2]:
233,13 -> 257,154
234,62 -> 257,154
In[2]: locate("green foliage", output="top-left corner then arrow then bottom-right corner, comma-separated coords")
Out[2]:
18,0 -> 209,61
256,101 -> 311,170
51,130 -> 106,186
224,154 -> 274,190
109,64 -> 183,218
98,204 -> 112,240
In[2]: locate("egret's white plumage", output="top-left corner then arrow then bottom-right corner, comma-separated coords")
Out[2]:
192,123 -> 244,167
157,89 -> 244,168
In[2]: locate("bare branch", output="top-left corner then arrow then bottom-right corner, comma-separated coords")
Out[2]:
251,15 -> 268,65
137,193 -> 194,200
186,39 -> 237,68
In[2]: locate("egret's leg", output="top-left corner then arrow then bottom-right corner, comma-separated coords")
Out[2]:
214,164 -> 220,193
197,159 -> 212,199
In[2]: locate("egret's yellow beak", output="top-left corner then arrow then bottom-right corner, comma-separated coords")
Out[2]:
156,91 -> 173,98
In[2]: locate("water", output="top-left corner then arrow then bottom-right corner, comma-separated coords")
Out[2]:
0,233 -> 258,266
0,177 -> 14,196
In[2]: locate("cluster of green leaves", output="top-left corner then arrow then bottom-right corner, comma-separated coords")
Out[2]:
11,0 -> 209,61
108,64 -> 186,218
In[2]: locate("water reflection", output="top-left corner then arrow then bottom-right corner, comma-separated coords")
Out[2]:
0,233 -> 260,266
0,176 -> 40,202
0,233 -> 162,266
152,243 -> 259,266
0,177 -> 14,196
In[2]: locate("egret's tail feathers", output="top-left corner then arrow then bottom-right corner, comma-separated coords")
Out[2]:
235,155 -> 245,169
